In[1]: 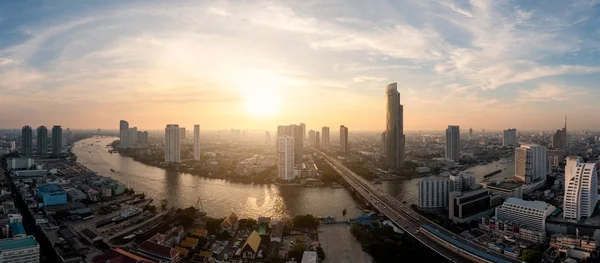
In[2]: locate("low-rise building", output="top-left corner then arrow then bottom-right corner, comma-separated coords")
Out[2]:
35,184 -> 67,207
301,251 -> 318,263
6,157 -> 34,170
495,198 -> 555,232
241,231 -> 261,259
479,217 -> 546,243
485,181 -> 523,199
0,236 -> 40,263
448,189 -> 502,223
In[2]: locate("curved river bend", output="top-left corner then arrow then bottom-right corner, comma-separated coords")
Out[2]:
73,137 -> 514,219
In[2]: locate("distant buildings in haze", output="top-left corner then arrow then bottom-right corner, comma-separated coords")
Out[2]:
445,125 -> 460,161
119,120 -> 149,147
339,125 -> 349,156
194,125 -> 200,161
119,120 -> 129,147
36,126 -> 48,155
277,136 -> 295,181
503,129 -> 517,147
165,124 -> 181,163
553,116 -> 568,150
385,83 -> 405,171
321,126 -> 330,149
21,126 -> 33,155
51,125 -> 62,155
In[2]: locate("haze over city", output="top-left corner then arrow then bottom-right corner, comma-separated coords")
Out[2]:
2,0 -> 600,130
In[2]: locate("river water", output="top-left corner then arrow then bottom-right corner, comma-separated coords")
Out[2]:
73,137 -> 514,219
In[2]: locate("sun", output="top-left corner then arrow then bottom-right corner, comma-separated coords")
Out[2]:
241,70 -> 282,117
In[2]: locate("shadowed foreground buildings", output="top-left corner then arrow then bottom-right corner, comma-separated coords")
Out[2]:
385,83 -> 405,171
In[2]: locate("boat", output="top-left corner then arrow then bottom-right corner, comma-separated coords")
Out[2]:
110,169 -> 116,172
112,207 -> 141,222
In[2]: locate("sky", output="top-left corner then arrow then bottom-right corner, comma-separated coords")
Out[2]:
1,0 -> 600,131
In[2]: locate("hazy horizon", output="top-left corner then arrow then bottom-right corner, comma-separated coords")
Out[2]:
2,1 -> 600,130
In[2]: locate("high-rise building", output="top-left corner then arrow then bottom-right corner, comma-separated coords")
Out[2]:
194,125 -> 200,161
385,83 -> 405,170
136,131 -> 149,145
321,127 -> 330,149
495,198 -> 556,231
128,127 -> 138,146
179,127 -> 186,143
339,125 -> 349,156
299,123 -> 306,144
381,131 -> 386,154
21,126 -> 33,155
418,177 -> 450,210
515,144 -> 547,184
36,126 -> 48,155
563,157 -> 598,220
469,128 -> 473,140
445,125 -> 460,161
51,125 -> 62,155
165,124 -> 181,163
277,125 -> 303,164
553,116 -> 568,150
503,129 -> 517,147
315,131 -> 320,149
277,136 -> 295,181
308,130 -> 316,146
119,120 -> 129,147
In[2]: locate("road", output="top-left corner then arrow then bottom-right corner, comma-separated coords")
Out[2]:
319,151 -> 522,263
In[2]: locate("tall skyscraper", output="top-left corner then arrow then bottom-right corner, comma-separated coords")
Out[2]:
385,83 -> 405,170
119,120 -> 129,147
165,124 -> 181,163
515,144 -> 547,184
179,127 -> 186,143
51,125 -> 62,155
308,130 -> 316,146
503,129 -> 517,147
315,131 -> 320,149
299,123 -> 306,144
469,128 -> 473,140
381,131 -> 386,154
445,125 -> 460,161
321,127 -> 330,149
552,116 -> 567,150
128,127 -> 138,146
194,125 -> 200,161
339,125 -> 349,156
277,136 -> 295,181
563,157 -> 598,220
21,126 -> 33,155
37,126 -> 48,155
277,125 -> 303,164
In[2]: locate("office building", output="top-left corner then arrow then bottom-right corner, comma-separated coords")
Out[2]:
277,136 -> 295,181
137,131 -> 149,145
36,184 -> 67,207
564,157 -> 598,220
6,157 -> 34,170
36,126 -> 48,155
277,125 -> 303,164
51,126 -> 62,155
503,129 -> 517,147
21,126 -> 33,155
445,125 -> 460,161
165,124 -> 181,163
485,181 -> 523,199
308,130 -> 316,146
179,127 -> 186,142
449,172 -> 475,192
299,123 -> 306,144
315,131 -> 320,149
385,83 -> 406,170
381,131 -> 386,154
515,144 -> 547,184
469,128 -> 473,140
0,236 -> 39,263
449,189 -> 502,223
321,127 -> 330,149
194,125 -> 200,161
119,120 -> 129,147
495,198 -> 556,231
128,127 -> 138,146
553,116 -> 568,150
339,125 -> 349,156
418,177 -> 450,210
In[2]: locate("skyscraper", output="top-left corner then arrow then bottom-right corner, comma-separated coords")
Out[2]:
515,144 -> 547,184
277,125 -> 303,164
165,124 -> 181,163
469,128 -> 473,140
339,125 -> 349,156
179,127 -> 186,143
552,116 -> 567,150
381,131 -> 386,154
299,123 -> 306,144
321,127 -> 330,149
51,125 -> 62,155
445,125 -> 460,161
563,157 -> 598,220
37,126 -> 48,155
194,125 -> 200,161
277,136 -> 295,181
119,120 -> 129,147
128,127 -> 138,146
315,131 -> 320,149
503,129 -> 517,147
21,126 -> 33,155
308,130 -> 316,146
385,83 -> 405,170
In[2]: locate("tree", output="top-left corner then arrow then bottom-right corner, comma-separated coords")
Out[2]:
316,247 -> 325,260
206,218 -> 225,235
216,231 -> 230,241
287,243 -> 306,261
292,214 -> 318,229
520,249 -> 541,263
238,218 -> 258,230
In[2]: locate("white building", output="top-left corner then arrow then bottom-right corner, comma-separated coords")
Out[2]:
418,177 -> 450,210
165,124 -> 181,163
277,136 -> 295,181
515,144 -> 547,184
194,125 -> 200,161
321,126 -> 330,149
119,120 -> 129,147
563,157 -> 598,220
445,125 -> 460,161
0,236 -> 39,263
449,172 -> 475,192
495,198 -> 556,231
503,129 -> 517,147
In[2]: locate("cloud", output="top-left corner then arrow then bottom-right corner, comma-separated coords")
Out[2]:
517,84 -> 586,102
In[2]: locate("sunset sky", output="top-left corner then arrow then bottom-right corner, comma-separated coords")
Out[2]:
1,0 -> 600,131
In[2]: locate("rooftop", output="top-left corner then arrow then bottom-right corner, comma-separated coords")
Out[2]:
504,198 -> 550,211
8,222 -> 26,236
37,184 -> 65,194
0,236 -> 38,251
487,181 -> 523,190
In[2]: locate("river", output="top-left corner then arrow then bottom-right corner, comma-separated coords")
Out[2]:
73,137 -> 515,219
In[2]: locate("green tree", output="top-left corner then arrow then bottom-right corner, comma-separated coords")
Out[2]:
292,214 -> 318,229
205,218 -> 225,235
287,243 -> 306,261
238,218 -> 258,230
520,249 -> 541,263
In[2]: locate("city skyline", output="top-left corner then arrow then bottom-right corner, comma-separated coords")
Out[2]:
2,1 -> 600,130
